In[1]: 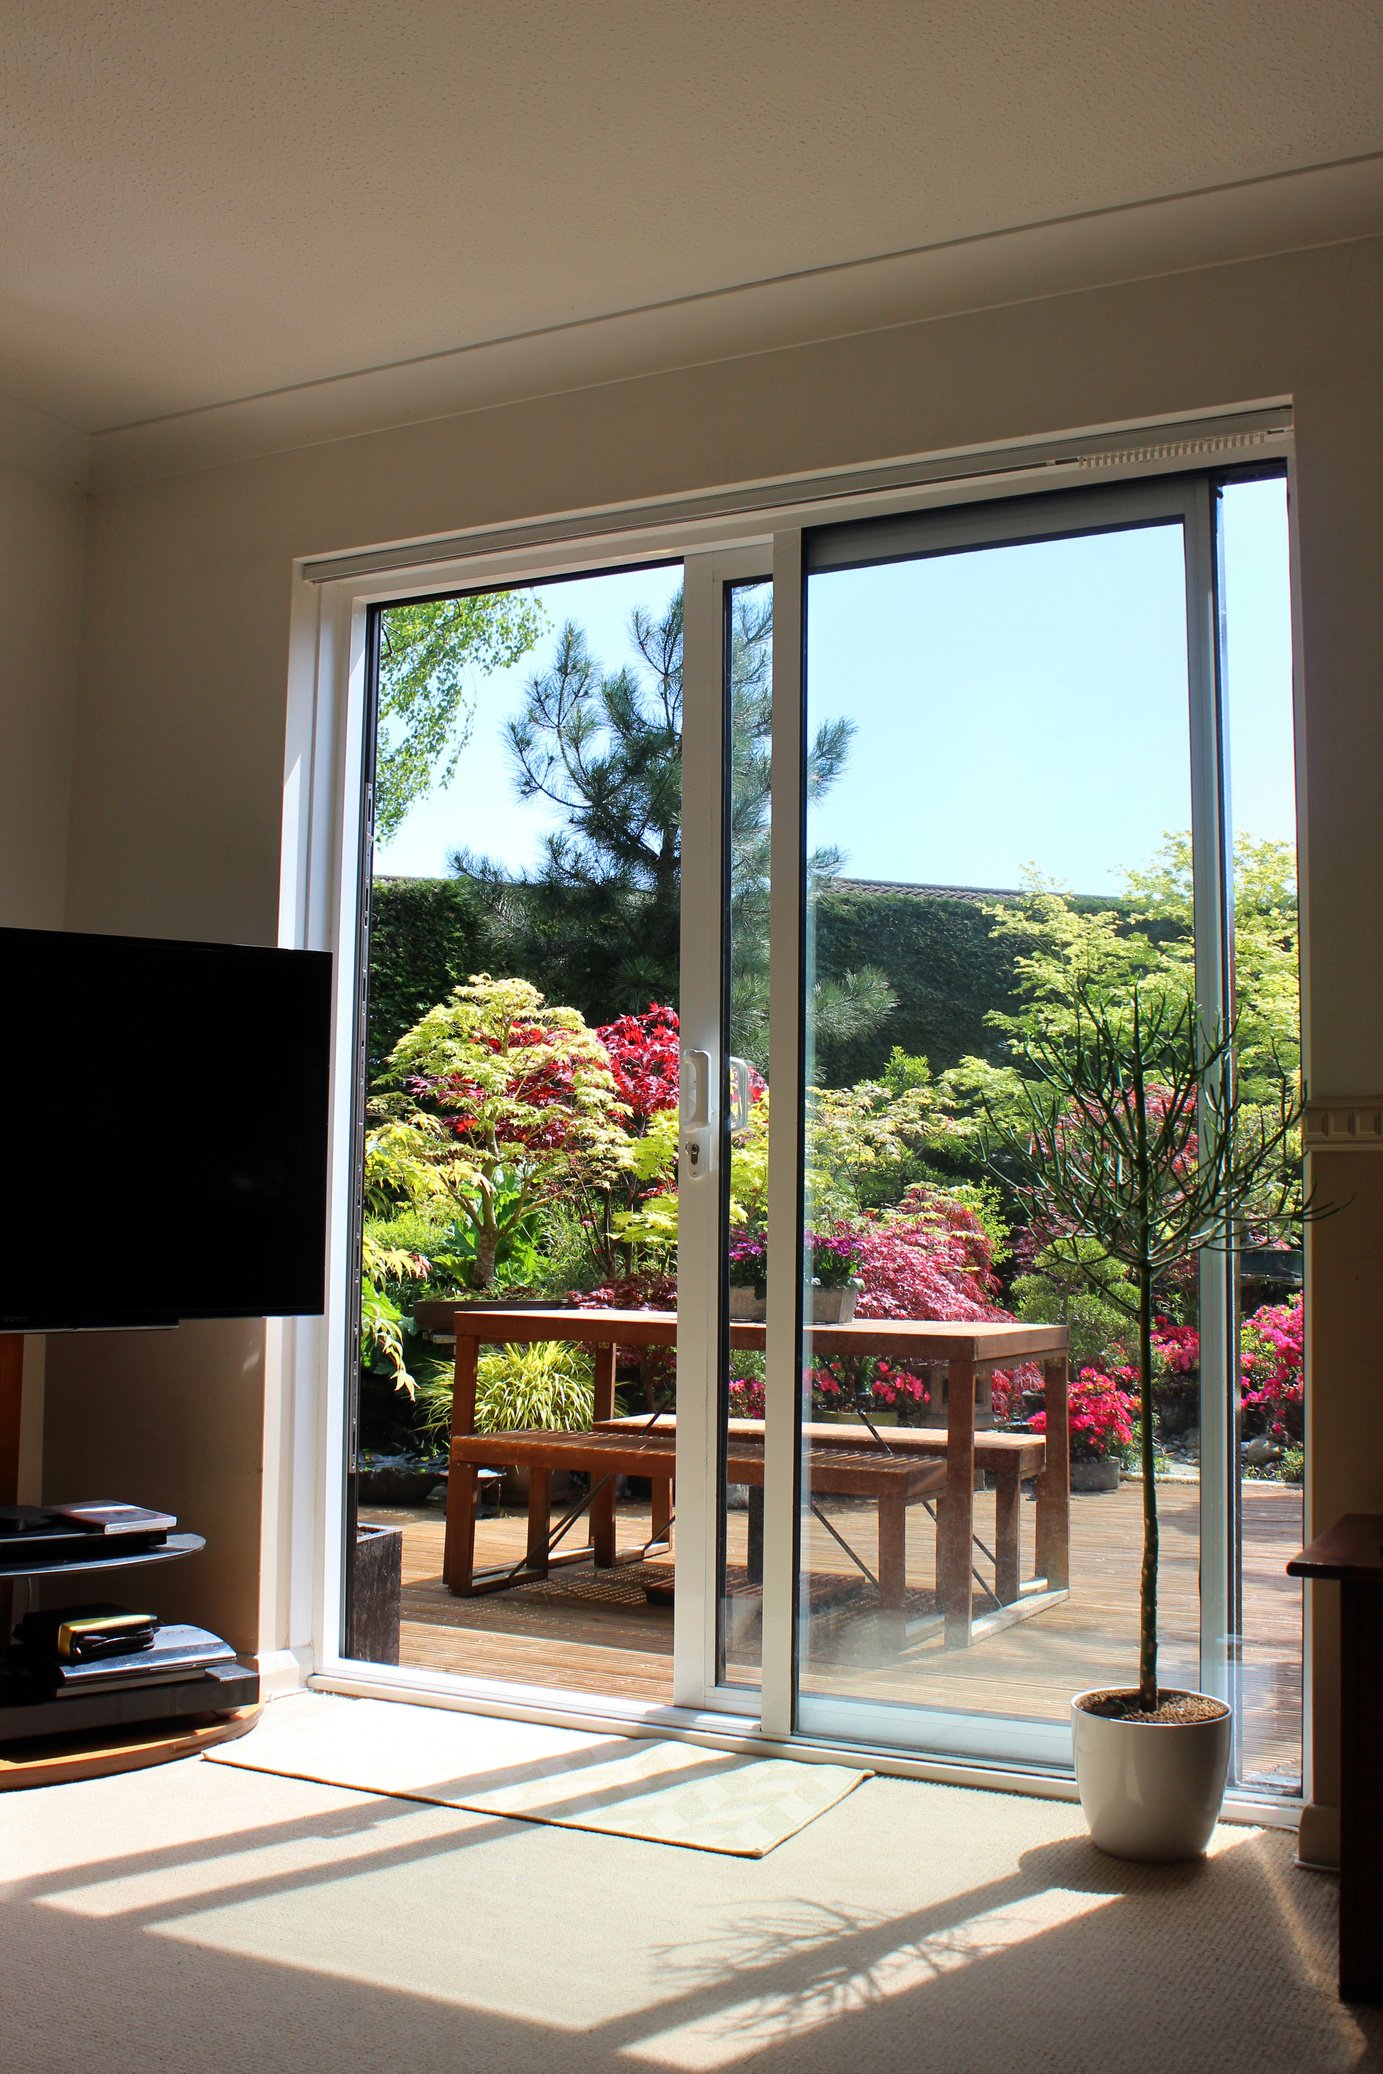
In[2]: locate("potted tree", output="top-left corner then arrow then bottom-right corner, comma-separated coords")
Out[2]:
989,987 -> 1315,1860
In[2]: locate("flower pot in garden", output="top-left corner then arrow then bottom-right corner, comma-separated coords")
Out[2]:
1071,1689 -> 1232,1861
811,1281 -> 859,1324
728,1284 -> 767,1322
1068,1457 -> 1122,1493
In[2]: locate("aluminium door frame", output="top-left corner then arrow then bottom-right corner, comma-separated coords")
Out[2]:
771,471 -> 1240,1764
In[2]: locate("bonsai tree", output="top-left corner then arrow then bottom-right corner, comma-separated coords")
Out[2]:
986,985 -> 1313,1712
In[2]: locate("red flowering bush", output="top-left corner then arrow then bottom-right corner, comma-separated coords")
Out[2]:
1239,1294 -> 1304,1442
1152,1319 -> 1200,1375
728,1376 -> 765,1419
1029,1366 -> 1139,1462
814,1184 -> 1035,1422
569,1271 -> 677,1312
595,1004 -> 681,1124
838,1184 -> 1005,1323
806,1355 -> 931,1420
1145,1301 -> 1306,1446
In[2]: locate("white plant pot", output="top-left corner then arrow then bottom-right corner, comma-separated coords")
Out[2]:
1071,1689 -> 1232,1861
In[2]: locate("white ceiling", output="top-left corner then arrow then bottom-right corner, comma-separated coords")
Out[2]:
3,0 -> 1381,436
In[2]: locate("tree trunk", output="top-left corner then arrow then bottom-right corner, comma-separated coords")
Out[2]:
1138,1260 -> 1159,1708
473,1225 -> 499,1289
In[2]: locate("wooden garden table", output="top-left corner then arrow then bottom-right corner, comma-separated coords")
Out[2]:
411,1302 -> 1069,1645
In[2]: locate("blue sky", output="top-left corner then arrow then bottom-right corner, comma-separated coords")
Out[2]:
373,477 -> 1294,896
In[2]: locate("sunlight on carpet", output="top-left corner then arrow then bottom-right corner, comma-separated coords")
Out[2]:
206,1692 -> 869,1855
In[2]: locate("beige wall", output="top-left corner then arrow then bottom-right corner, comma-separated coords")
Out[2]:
44,237 -> 1383,1801
0,449 -> 87,1499
0,457 -> 85,927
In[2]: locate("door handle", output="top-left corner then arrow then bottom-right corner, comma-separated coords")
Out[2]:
681,1048 -> 712,1180
728,1056 -> 753,1136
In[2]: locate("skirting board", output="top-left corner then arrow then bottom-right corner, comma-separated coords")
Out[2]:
1296,1799 -> 1341,1871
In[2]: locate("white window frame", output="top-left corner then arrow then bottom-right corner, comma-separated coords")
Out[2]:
271,402 -> 1303,1819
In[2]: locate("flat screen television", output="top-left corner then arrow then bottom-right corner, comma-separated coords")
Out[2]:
0,927 -> 333,1332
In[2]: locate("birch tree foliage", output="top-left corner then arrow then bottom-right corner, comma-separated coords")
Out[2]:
375,592 -> 545,843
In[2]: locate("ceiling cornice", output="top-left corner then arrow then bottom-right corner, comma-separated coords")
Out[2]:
89,154 -> 1383,495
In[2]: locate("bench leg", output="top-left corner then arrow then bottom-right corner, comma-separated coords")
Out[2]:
939,1358 -> 977,1645
995,1471 -> 1021,1604
443,1465 -> 479,1594
651,1477 -> 673,1546
1035,1357 -> 1071,1590
591,1342 -> 618,1566
526,1467 -> 552,1575
443,1336 -> 481,1595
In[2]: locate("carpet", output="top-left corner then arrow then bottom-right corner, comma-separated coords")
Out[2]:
6,1713 -> 1374,2074
207,1691 -> 869,1855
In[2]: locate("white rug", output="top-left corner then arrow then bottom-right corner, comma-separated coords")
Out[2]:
207,1692 -> 869,1856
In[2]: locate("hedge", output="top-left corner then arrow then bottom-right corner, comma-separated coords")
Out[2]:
368,874 -> 1081,1083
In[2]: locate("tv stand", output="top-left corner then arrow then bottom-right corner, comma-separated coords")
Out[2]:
0,1333 -> 260,1787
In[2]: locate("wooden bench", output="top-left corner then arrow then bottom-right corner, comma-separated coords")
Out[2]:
596,1414 -> 1047,1606
447,1426 -> 945,1610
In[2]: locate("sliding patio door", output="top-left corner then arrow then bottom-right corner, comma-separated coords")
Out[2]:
735,470 -> 1301,1783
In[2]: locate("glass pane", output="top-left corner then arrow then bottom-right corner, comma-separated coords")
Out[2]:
718,578 -> 773,1690
348,563 -> 686,1704
798,516 -> 1200,1756
1220,475 -> 1303,1793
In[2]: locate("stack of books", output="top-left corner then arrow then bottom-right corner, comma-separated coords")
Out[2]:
0,1501 -> 177,1566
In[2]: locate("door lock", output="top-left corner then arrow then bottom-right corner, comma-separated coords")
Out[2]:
680,1047 -> 712,1181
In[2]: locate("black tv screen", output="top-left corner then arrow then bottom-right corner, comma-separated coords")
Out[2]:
0,927 -> 333,1332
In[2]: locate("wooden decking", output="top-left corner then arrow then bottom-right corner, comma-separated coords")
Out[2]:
361,1474 -> 1303,1789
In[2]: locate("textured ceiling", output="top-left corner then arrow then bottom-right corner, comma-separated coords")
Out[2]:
2,0 -> 1381,433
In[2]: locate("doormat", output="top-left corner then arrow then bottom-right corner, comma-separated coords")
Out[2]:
207,1691 -> 870,1857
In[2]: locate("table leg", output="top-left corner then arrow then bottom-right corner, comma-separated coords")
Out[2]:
940,1357 -> 976,1645
589,1342 -> 618,1565
878,1492 -> 907,1611
747,1486 -> 764,1585
1035,1357 -> 1071,1590
443,1335 -> 481,1595
995,1469 -> 1021,1604
526,1468 -> 552,1576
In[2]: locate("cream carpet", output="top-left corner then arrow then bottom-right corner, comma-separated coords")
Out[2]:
2,1694 -> 1379,2074
207,1692 -> 868,1855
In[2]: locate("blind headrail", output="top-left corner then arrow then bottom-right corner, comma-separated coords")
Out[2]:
300,405 -> 1292,587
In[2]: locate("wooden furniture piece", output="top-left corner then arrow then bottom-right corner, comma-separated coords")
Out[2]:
0,1335 -> 260,1788
448,1425 -> 945,1610
596,1413 -> 1047,1608
0,1705 -> 261,1789
1288,1514 -> 1383,2003
413,1302 -> 1069,1645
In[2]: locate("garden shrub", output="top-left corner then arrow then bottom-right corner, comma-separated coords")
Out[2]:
418,1339 -> 595,1442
